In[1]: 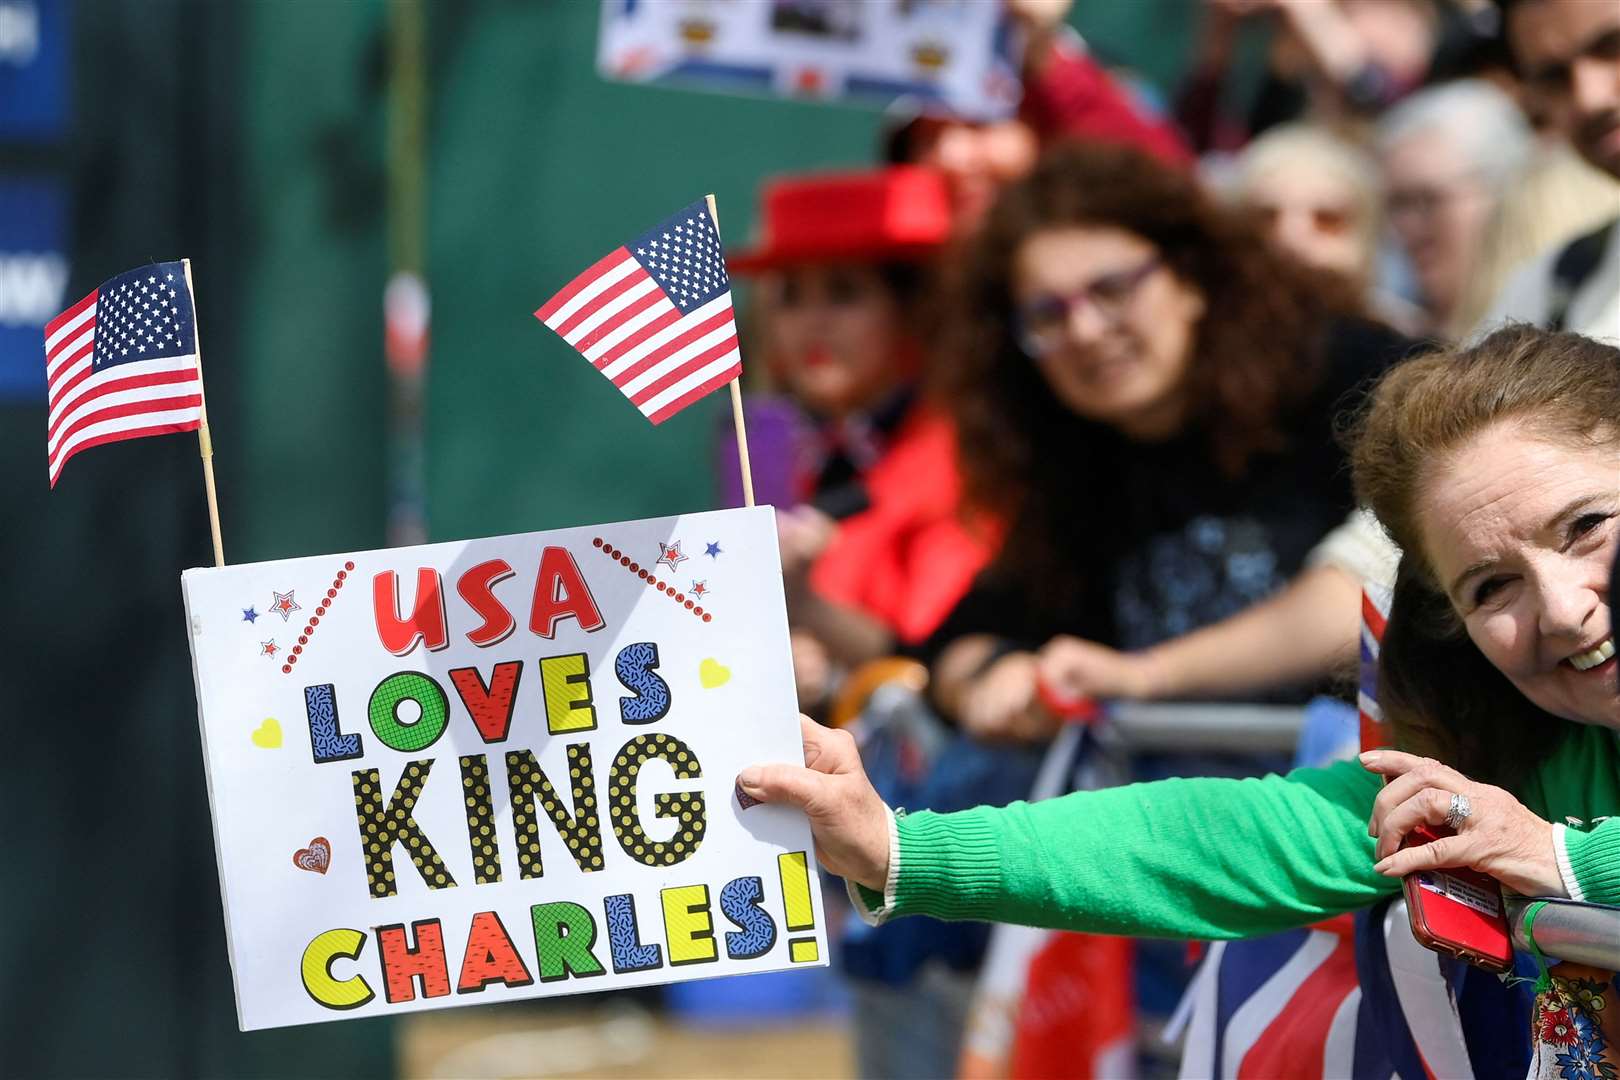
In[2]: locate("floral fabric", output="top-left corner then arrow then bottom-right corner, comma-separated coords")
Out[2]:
1530,963 -> 1620,1080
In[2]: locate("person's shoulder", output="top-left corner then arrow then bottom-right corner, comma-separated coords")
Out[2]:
1313,315 -> 1425,402
1475,248 -> 1561,338
1472,217 -> 1620,339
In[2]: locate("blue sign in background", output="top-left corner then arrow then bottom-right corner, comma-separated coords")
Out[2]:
0,0 -> 68,140
0,178 -> 70,403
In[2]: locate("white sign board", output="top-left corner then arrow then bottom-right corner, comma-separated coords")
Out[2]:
598,0 -> 1021,119
182,507 -> 825,1031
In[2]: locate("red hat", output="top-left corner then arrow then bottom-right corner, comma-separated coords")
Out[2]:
728,166 -> 952,274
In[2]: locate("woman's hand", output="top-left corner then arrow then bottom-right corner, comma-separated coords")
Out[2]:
960,651 -> 1061,742
1361,750 -> 1566,897
789,630 -> 833,711
1036,634 -> 1157,702
737,716 -> 893,892
777,506 -> 837,584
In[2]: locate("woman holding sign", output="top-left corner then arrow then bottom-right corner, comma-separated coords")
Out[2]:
740,325 -> 1620,1060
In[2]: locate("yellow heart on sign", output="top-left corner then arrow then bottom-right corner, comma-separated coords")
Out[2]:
699,658 -> 731,689
251,717 -> 282,749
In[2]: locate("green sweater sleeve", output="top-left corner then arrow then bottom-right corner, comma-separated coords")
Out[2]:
885,758 -> 1401,940
1565,817 -> 1620,904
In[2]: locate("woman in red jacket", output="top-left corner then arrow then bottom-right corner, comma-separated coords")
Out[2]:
729,166 -> 998,712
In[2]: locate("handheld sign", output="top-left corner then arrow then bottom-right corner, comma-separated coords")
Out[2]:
182,507 -> 825,1031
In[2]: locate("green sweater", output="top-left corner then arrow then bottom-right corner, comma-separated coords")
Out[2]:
861,724 -> 1620,939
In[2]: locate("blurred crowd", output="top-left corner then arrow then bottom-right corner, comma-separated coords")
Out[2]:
729,0 -> 1619,1073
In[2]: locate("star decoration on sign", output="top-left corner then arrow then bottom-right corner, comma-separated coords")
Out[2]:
270,590 -> 301,622
261,640 -> 280,658
242,606 -> 258,624
690,580 -> 710,599
705,541 -> 722,559
656,541 -> 688,572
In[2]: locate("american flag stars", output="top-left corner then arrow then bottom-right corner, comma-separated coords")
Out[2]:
631,211 -> 728,312
92,271 -> 189,367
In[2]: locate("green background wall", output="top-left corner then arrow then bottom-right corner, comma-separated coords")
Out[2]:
236,0 -> 1199,561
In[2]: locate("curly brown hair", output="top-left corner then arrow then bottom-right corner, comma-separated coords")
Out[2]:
1348,324 -> 1620,787
935,142 -> 1363,595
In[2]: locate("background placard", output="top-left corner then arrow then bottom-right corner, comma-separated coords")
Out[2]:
597,0 -> 1020,119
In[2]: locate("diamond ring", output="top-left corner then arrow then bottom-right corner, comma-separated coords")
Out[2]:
1444,792 -> 1473,830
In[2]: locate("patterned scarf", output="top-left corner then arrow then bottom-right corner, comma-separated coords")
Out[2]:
1529,963 -> 1620,1080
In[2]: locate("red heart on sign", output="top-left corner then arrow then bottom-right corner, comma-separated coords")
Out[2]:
293,837 -> 331,874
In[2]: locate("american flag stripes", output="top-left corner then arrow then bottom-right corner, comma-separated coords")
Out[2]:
44,261 -> 203,487
535,198 -> 742,425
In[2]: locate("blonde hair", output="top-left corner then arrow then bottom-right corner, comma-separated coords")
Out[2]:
1451,145 -> 1620,336
1229,123 -> 1383,280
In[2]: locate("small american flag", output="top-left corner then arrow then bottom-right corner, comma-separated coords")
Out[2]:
44,261 -> 203,487
536,197 -> 741,425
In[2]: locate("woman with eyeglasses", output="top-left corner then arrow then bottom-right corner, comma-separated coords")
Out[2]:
923,141 -> 1416,740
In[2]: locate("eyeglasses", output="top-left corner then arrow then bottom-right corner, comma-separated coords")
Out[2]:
1015,256 -> 1161,358
1386,176 -> 1482,222
1253,202 -> 1358,238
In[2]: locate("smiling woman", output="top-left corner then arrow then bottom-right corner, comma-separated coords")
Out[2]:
1353,325 -> 1620,792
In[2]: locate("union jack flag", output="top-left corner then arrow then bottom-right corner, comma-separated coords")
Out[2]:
1172,586 -> 1533,1077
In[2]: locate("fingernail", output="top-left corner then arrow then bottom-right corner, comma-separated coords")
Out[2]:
1373,858 -> 1394,875
738,767 -> 761,790
735,781 -> 761,810
1359,751 -> 1381,764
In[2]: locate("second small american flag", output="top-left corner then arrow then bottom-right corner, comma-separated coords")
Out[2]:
535,198 -> 741,425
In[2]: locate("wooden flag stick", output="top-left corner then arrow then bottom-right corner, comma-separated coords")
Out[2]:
182,258 -> 226,567
705,193 -> 755,508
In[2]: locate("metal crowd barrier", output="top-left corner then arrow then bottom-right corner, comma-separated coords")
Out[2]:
1103,702 -> 1305,754
1509,897 -> 1620,970
859,689 -> 1620,972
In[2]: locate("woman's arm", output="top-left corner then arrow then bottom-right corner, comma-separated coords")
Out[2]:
1561,818 -> 1620,906
739,717 -> 1398,942
786,589 -> 894,668
873,756 -> 1395,939
778,506 -> 895,667
1039,563 -> 1363,703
